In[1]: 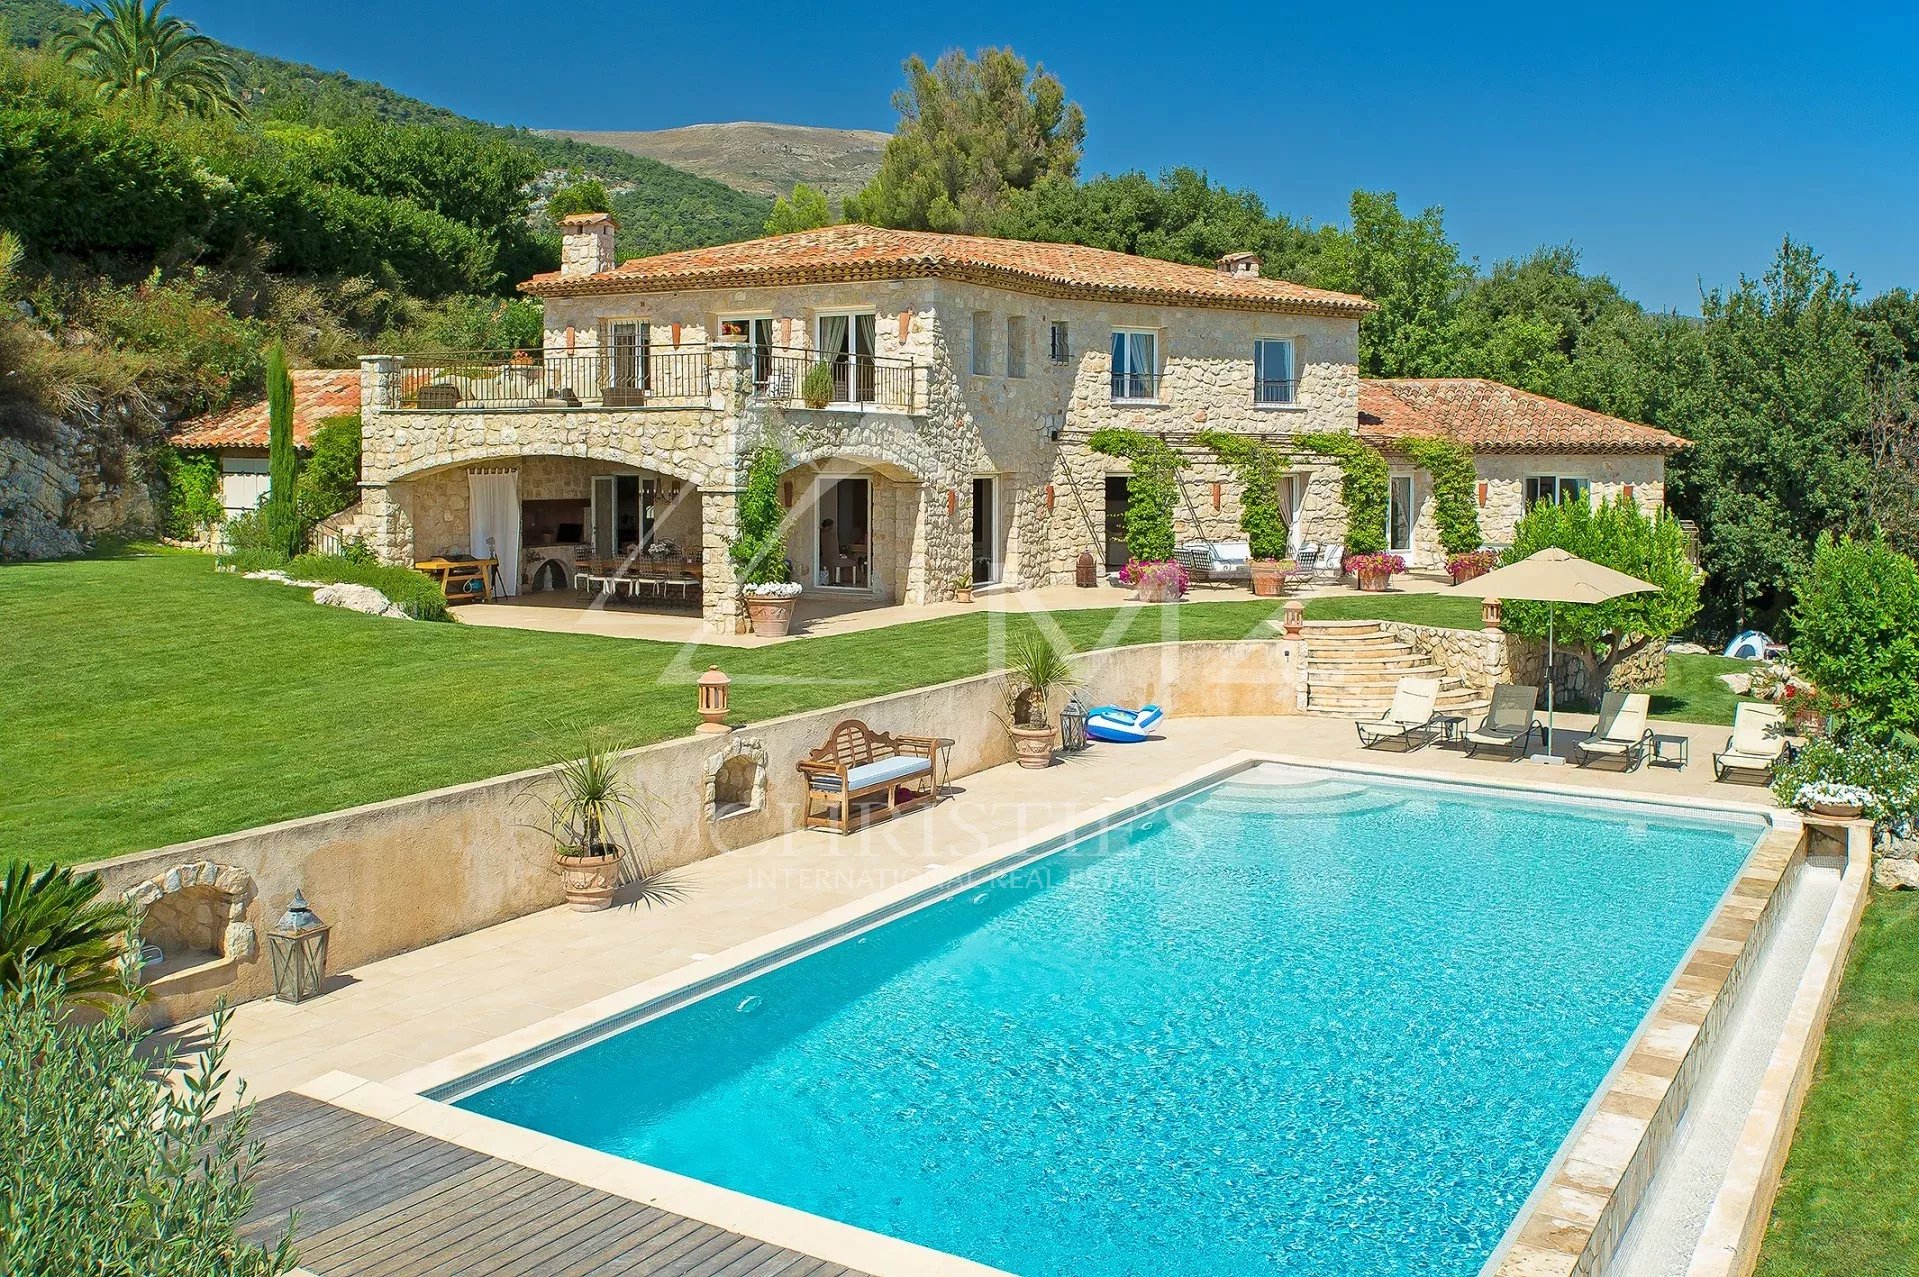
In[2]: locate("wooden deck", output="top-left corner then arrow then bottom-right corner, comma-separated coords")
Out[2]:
240,1093 -> 867,1277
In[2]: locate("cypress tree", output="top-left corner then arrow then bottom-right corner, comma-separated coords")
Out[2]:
263,342 -> 300,558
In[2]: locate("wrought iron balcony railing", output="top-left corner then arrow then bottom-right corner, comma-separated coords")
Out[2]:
1253,377 -> 1300,406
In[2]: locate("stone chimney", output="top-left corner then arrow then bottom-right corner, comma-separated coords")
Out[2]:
1216,251 -> 1261,279
560,212 -> 619,278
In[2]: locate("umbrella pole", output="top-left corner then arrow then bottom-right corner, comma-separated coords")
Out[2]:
1546,604 -> 1555,754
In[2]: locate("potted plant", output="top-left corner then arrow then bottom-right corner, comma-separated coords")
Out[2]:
801,361 -> 835,409
953,574 -> 975,604
534,732 -> 645,912
1250,557 -> 1298,598
1346,551 -> 1406,592
1794,780 -> 1873,820
1119,558 -> 1189,603
728,444 -> 800,636
1005,632 -> 1079,768
1447,549 -> 1499,585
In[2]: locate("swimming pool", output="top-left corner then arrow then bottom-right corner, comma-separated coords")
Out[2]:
453,764 -> 1767,1277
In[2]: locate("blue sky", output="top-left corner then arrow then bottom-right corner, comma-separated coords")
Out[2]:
171,0 -> 1918,312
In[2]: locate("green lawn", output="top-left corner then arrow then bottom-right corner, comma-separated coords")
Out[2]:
0,547 -> 1288,866
1756,891 -> 1919,1276
1301,591 -> 1750,726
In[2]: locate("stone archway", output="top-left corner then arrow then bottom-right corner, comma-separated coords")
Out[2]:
705,736 -> 769,822
123,861 -> 257,974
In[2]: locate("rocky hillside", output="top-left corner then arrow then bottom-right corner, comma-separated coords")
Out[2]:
541,122 -> 888,200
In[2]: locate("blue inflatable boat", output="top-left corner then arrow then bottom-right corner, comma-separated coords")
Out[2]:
1085,704 -> 1164,743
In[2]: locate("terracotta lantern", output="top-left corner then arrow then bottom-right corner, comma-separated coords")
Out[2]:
1482,597 -> 1504,631
696,665 -> 732,734
1282,598 -> 1305,636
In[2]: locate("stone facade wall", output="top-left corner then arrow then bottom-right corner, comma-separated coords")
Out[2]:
81,639 -> 1301,1025
1471,452 -> 1667,552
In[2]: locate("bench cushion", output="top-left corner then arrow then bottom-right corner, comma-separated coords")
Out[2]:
808,755 -> 932,792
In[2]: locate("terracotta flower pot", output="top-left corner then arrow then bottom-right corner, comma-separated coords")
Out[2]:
954,587 -> 974,604
1135,581 -> 1182,603
1810,801 -> 1864,820
1449,563 -> 1486,585
1356,569 -> 1390,592
556,848 -> 621,912
1249,560 -> 1286,597
1010,723 -> 1057,769
744,595 -> 796,637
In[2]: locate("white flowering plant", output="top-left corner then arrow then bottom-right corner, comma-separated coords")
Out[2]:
1793,781 -> 1875,810
741,581 -> 802,598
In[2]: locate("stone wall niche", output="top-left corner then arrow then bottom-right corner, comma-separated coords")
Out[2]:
705,737 -> 769,821
123,862 -> 257,995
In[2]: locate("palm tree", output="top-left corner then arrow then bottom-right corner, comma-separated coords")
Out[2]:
56,0 -> 241,119
0,863 -> 134,1009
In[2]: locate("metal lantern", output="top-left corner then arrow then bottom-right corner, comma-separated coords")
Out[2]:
1059,695 -> 1090,753
267,889 -> 330,1004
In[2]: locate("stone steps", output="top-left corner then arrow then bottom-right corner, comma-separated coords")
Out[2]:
1303,620 -> 1489,719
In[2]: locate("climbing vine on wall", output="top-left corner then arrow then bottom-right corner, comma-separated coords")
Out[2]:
1195,430 -> 1293,561
1398,436 -> 1482,556
1298,431 -> 1388,557
729,443 -> 791,585
1088,427 -> 1185,561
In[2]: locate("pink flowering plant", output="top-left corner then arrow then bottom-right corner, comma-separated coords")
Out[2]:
1344,552 -> 1407,577
1446,550 -> 1500,578
1118,558 -> 1190,597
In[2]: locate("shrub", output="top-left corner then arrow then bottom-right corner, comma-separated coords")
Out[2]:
0,968 -> 297,1277
1788,534 -> 1919,737
222,507 -> 273,555
295,413 -> 361,527
1398,436 -> 1481,556
1118,558 -> 1190,597
159,446 -> 223,539
801,361 -> 834,409
1195,429 -> 1290,560
1298,431 -> 1388,556
1771,736 -> 1919,833
1088,428 -> 1185,561
1500,494 -> 1700,690
1346,551 -> 1407,576
0,863 -> 132,1011
728,443 -> 791,587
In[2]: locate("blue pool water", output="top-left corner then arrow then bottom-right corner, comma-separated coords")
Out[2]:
456,767 -> 1764,1277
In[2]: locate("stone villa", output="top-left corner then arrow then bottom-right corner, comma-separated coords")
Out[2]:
329,218 -> 1685,631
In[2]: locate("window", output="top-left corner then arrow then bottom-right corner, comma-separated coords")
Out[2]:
718,315 -> 774,391
1006,316 -> 1028,378
1525,475 -> 1592,508
1254,338 -> 1296,405
1049,321 -> 1070,364
971,310 -> 992,375
816,312 -> 878,404
1388,474 -> 1416,553
1110,329 -> 1159,400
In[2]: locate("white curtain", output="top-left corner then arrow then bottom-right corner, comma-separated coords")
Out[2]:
468,470 -> 521,595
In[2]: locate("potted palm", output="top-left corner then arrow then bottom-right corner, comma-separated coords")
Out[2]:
1005,632 -> 1079,769
534,731 -> 645,912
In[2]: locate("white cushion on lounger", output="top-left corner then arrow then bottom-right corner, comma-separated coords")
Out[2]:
808,755 -> 931,791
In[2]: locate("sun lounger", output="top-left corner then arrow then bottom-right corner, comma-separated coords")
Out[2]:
1713,702 -> 1788,782
1464,684 -> 1544,759
1572,691 -> 1653,769
1355,677 -> 1440,749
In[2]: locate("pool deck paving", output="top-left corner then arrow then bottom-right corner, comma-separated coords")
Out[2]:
191,710 -> 1791,1277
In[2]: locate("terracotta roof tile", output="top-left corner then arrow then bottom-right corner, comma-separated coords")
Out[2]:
523,223 -> 1374,317
169,369 -> 361,450
1357,378 -> 1687,454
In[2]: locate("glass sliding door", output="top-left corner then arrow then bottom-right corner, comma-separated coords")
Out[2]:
817,313 -> 878,405
815,477 -> 872,589
1388,474 -> 1416,555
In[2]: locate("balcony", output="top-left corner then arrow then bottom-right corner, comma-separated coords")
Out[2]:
382,345 -> 925,415
1254,377 -> 1300,407
1109,370 -> 1165,404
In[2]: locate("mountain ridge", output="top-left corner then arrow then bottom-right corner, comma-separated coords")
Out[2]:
540,121 -> 888,201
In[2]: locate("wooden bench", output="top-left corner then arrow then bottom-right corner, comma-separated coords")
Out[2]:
797,719 -> 942,835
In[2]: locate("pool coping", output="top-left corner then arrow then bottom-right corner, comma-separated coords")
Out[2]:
378,749 -> 1790,1277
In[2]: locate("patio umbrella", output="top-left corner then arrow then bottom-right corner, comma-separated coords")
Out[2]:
1448,547 -> 1658,759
